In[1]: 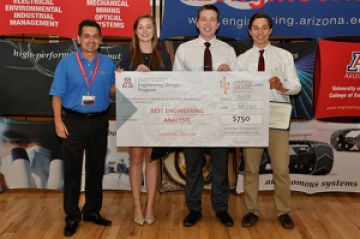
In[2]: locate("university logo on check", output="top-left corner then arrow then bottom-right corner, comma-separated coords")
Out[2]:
220,77 -> 230,94
122,77 -> 133,88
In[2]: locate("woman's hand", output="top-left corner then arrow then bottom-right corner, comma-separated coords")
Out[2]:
115,67 -> 124,74
136,64 -> 150,72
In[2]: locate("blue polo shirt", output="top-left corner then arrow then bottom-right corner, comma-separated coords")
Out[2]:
49,47 -> 116,113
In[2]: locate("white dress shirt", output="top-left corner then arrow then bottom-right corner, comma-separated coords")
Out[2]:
234,43 -> 301,102
173,36 -> 237,71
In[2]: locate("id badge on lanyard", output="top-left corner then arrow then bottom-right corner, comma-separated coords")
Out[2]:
82,95 -> 96,106
76,52 -> 100,106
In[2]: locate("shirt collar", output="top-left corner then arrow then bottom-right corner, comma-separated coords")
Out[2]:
77,47 -> 99,61
197,36 -> 217,46
253,42 -> 271,53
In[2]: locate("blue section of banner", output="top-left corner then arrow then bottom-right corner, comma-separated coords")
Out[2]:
161,0 -> 360,39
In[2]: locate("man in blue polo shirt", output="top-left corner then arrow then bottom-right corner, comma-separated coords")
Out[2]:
49,19 -> 116,237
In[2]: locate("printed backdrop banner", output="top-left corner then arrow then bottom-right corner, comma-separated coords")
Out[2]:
236,119 -> 360,194
277,41 -> 317,120
0,0 -> 149,37
0,119 -> 136,192
0,40 -> 129,115
161,1 -> 360,39
0,118 -> 63,192
314,40 -> 360,119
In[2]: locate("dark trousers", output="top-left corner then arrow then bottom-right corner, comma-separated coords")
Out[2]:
62,113 -> 109,222
184,148 -> 229,213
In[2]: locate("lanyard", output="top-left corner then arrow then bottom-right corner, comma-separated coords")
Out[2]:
76,52 -> 100,95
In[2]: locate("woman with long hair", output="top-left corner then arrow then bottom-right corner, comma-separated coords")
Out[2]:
119,14 -> 172,226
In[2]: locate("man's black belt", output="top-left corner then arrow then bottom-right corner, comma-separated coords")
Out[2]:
63,107 -> 108,118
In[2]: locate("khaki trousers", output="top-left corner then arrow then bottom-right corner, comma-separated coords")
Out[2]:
243,130 -> 291,216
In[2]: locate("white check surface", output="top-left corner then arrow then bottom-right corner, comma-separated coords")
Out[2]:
115,71 -> 270,147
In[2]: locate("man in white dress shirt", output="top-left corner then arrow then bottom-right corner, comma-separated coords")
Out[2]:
173,4 -> 237,227
234,12 -> 301,230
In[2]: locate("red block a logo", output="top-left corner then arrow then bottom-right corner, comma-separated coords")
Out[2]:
347,52 -> 360,72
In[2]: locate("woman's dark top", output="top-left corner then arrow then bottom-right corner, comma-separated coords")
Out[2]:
119,50 -> 172,71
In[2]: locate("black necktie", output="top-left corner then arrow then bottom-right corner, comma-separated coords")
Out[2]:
258,49 -> 265,72
204,42 -> 212,71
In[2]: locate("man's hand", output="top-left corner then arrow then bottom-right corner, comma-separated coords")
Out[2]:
269,77 -> 288,93
55,120 -> 69,138
216,64 -> 231,72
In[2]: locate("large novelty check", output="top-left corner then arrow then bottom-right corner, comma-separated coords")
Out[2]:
115,72 -> 270,147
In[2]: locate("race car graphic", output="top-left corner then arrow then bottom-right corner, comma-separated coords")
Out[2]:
330,129 -> 360,151
240,140 -> 334,175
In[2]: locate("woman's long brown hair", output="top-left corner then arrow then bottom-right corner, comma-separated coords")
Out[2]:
130,14 -> 165,70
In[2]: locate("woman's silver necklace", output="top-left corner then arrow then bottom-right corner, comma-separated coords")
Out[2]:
144,53 -> 151,60
143,53 -> 152,68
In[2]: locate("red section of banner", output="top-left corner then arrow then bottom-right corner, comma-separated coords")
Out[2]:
314,40 -> 360,119
0,0 -> 150,38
